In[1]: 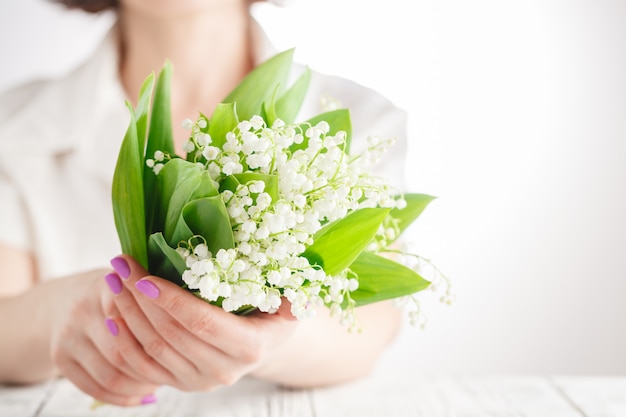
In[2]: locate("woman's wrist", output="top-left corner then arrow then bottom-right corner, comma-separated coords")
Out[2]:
0,269 -> 106,384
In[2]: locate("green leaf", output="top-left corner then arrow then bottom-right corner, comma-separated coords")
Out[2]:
112,102 -> 148,269
146,61 -> 175,157
303,208 -> 389,276
148,232 -> 186,286
218,175 -> 241,194
208,103 -> 239,148
182,196 -> 235,255
222,49 -> 294,121
169,213 -> 194,248
294,109 -> 352,153
135,72 -> 155,157
390,193 -> 436,238
145,61 -> 175,237
155,158 -> 219,245
348,251 -> 431,307
275,66 -> 311,124
261,85 -> 280,128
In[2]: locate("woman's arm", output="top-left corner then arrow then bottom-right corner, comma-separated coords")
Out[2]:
251,300 -> 401,388
0,243 -> 55,383
0,244 -> 36,296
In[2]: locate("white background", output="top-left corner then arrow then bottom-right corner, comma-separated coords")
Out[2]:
1,0 -> 625,375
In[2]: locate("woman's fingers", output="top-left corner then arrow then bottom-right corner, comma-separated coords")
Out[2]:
115,255 -> 258,356
96,286 -> 151,383
110,256 -> 238,388
61,359 -> 155,407
90,314 -> 176,387
118,254 -> 298,348
99,270 -> 178,386
109,254 -> 299,391
52,327 -> 156,407
138,275 -> 297,354
130,279 -> 260,388
108,258 -> 200,385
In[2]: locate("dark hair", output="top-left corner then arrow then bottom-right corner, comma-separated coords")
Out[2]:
52,0 -> 118,13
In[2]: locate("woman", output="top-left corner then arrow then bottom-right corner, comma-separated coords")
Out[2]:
0,0 -> 407,407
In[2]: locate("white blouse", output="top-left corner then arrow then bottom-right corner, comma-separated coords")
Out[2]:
0,23 -> 407,282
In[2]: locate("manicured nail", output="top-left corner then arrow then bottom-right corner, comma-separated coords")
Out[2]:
105,318 -> 119,336
110,256 -> 130,279
104,273 -> 123,295
135,279 -> 160,299
140,394 -> 157,405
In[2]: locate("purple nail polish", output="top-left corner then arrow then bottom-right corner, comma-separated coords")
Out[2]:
105,318 -> 119,336
135,279 -> 160,299
110,257 -> 130,279
104,273 -> 123,295
140,394 -> 157,405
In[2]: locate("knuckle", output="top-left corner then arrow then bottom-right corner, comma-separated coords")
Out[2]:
131,360 -> 154,381
97,392 -> 138,408
239,344 -> 262,364
116,347 -> 173,386
213,369 -> 240,387
49,343 -> 63,364
75,294 -> 94,315
158,318 -> 185,342
131,355 -> 162,380
85,385 -> 108,403
143,337 -> 167,359
67,302 -> 88,323
188,313 -> 217,337
100,370 -> 124,389
107,347 -> 127,368
163,292 -> 187,313
237,327 -> 264,364
117,397 -> 142,408
197,382 -> 220,392
100,296 -> 116,317
50,331 -> 73,365
178,380 -> 204,392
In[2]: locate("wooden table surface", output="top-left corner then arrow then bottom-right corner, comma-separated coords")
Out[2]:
1,374 -> 625,417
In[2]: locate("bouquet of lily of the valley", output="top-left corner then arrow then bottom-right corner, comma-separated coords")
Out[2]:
112,49 -> 449,330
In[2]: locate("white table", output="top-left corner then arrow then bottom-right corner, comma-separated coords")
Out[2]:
1,374 -> 625,417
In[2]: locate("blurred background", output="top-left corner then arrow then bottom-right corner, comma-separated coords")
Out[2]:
1,0 -> 624,375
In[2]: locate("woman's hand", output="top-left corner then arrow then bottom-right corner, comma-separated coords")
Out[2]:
108,255 -> 298,393
48,267 -> 162,407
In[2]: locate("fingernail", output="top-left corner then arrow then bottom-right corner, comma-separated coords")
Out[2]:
110,256 -> 130,279
135,279 -> 160,299
140,394 -> 157,405
104,273 -> 123,295
105,318 -> 119,336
